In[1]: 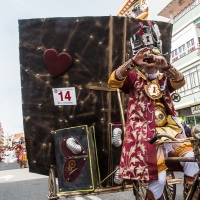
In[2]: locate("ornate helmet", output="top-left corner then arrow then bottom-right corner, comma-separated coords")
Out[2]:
130,21 -> 167,57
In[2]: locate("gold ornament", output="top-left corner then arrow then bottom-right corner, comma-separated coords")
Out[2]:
152,47 -> 161,55
154,102 -> 167,127
171,92 -> 181,102
144,82 -> 163,100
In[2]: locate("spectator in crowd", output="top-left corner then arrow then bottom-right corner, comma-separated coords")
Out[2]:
181,120 -> 192,137
15,144 -> 22,163
19,147 -> 28,168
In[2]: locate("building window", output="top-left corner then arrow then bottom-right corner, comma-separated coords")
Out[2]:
187,40 -> 191,48
187,38 -> 195,48
179,46 -> 182,53
172,50 -> 175,58
184,115 -> 200,127
182,44 -> 185,51
191,38 -> 194,46
174,49 -> 178,56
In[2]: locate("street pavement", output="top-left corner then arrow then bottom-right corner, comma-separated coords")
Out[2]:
0,161 -> 184,200
0,161 -> 49,200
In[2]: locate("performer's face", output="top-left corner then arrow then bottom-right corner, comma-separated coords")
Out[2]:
143,65 -> 158,74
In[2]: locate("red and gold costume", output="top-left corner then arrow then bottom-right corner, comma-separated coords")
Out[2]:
108,67 -> 193,181
15,144 -> 27,168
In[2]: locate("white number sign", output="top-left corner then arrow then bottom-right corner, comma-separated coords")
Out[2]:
52,87 -> 77,105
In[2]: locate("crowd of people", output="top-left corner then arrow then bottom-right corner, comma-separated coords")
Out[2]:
0,145 -> 27,168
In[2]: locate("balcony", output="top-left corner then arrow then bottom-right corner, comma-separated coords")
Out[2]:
158,0 -> 199,23
131,4 -> 148,19
171,0 -> 200,33
170,0 -> 200,24
118,1 -> 148,20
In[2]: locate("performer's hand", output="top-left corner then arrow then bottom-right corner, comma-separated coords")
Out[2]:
146,54 -> 168,69
131,47 -> 150,66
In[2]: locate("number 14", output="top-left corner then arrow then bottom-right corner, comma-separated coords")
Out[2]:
58,91 -> 71,101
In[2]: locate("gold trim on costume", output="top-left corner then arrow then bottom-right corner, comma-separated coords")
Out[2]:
158,163 -> 168,174
135,68 -> 147,80
173,142 -> 193,157
163,64 -> 184,82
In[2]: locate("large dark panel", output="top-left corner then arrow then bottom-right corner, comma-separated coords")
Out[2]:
19,16 -> 172,184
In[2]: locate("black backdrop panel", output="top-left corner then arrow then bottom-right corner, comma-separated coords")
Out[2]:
19,16 -> 173,182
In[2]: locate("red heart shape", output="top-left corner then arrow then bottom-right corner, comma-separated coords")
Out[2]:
43,49 -> 73,77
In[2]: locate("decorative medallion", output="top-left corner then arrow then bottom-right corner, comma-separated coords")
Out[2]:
171,92 -> 181,102
152,47 -> 161,55
154,106 -> 167,127
144,82 -> 163,100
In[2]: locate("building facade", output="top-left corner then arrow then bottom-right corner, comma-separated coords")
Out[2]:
0,122 -> 4,147
116,0 -> 171,21
116,0 -> 149,19
158,0 -> 200,128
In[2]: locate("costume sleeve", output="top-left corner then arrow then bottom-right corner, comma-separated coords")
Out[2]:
108,71 -> 126,88
108,70 -> 137,94
169,78 -> 186,90
162,63 -> 185,90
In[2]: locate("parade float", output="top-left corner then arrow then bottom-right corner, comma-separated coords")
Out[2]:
19,16 -> 172,199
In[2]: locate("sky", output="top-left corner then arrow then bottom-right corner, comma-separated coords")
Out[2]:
0,0 -> 124,137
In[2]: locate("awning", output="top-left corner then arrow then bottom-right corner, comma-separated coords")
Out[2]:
194,18 -> 200,25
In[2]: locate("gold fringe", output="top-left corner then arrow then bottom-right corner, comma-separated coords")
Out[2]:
173,142 -> 193,157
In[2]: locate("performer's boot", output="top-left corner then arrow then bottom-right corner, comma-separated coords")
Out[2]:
183,174 -> 200,200
145,189 -> 163,200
